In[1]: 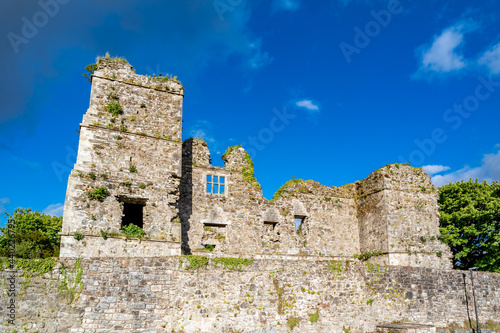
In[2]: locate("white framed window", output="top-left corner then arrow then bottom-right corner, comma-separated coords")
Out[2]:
206,175 -> 226,194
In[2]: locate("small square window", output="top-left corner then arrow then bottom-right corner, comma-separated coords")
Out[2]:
206,175 -> 226,194
294,217 -> 304,231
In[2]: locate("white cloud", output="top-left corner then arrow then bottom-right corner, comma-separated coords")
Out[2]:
42,203 -> 64,217
422,165 -> 450,176
430,149 -> 500,187
0,197 -> 11,215
272,0 -> 300,11
295,100 -> 320,112
418,24 -> 468,73
478,42 -> 500,75
247,40 -> 273,69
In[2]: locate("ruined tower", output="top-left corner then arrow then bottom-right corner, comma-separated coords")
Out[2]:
60,57 -> 184,257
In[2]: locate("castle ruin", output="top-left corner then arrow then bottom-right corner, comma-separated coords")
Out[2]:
60,57 -> 451,270
2,57 -> 499,333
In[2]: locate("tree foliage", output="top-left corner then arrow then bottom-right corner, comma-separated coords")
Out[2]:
439,179 -> 500,272
0,208 -> 62,259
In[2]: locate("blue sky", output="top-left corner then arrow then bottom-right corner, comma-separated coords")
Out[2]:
1,0 -> 500,225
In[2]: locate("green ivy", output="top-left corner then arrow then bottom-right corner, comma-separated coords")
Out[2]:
58,258 -> 84,304
13,258 -> 56,276
222,145 -> 261,190
212,257 -> 254,271
271,179 -> 304,201
221,145 -> 242,160
181,255 -> 209,270
328,260 -> 344,278
354,250 -> 383,261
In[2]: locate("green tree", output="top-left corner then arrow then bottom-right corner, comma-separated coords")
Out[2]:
0,208 -> 63,258
439,179 -> 500,272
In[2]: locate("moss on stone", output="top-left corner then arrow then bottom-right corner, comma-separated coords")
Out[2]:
271,179 -> 305,201
223,145 -> 261,190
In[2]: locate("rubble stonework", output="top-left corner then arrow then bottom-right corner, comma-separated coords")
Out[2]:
1,258 -> 499,333
60,58 -> 451,269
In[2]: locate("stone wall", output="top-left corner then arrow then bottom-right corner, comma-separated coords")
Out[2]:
1,258 -> 499,333
180,141 -> 450,269
355,165 -> 452,269
61,58 -> 184,257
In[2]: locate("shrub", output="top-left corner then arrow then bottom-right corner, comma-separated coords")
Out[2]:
121,224 -> 145,239
82,63 -> 97,82
0,208 -> 62,259
86,187 -> 109,201
74,232 -> 83,241
104,101 -> 123,117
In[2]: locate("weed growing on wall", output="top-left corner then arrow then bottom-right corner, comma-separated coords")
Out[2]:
105,101 -> 123,117
121,224 -> 145,239
86,186 -> 109,201
212,258 -> 254,271
180,255 -> 209,270
58,259 -> 84,304
309,310 -> 319,322
354,250 -> 383,261
287,317 -> 300,330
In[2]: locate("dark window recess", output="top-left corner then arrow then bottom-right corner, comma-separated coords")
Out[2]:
264,221 -> 278,230
122,202 -> 145,229
203,223 -> 227,228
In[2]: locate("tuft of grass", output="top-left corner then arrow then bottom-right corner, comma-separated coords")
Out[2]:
104,101 -> 123,117
309,310 -> 319,323
86,186 -> 109,201
287,317 -> 300,330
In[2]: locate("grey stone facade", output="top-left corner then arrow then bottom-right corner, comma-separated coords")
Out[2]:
60,58 -> 451,270
1,258 -> 499,333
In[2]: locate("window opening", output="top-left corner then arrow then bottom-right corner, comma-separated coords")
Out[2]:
264,221 -> 278,230
121,201 -> 146,229
294,216 -> 305,232
206,175 -> 225,194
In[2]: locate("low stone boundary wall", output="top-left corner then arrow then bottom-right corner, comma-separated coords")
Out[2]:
0,257 -> 499,332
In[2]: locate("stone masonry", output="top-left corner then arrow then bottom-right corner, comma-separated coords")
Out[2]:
1,258 -> 499,333
60,57 -> 451,270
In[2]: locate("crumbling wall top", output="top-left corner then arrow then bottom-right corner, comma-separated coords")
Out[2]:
183,138 -> 211,168
222,145 -> 261,190
92,56 -> 184,95
356,163 -> 434,196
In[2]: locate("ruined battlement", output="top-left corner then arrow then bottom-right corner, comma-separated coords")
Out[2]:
60,59 -> 452,270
